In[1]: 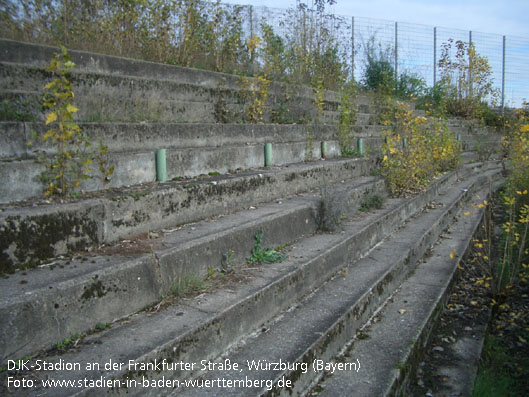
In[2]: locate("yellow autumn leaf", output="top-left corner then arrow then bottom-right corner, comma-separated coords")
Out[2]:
449,249 -> 456,260
43,129 -> 55,141
464,212 -> 471,216
66,104 -> 79,113
46,112 -> 57,125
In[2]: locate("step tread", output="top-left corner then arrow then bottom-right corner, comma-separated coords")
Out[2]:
0,167 -> 501,396
170,171 -> 495,396
0,174 -> 387,362
314,186 -> 494,396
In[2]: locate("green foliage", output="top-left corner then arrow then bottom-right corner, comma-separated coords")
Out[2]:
359,194 -> 385,212
29,46 -> 113,196
362,36 -> 395,94
337,79 -> 358,152
394,72 -> 426,100
341,146 -> 363,158
169,272 -> 205,298
237,74 -> 271,124
380,101 -> 461,196
37,46 -> 91,196
0,97 -> 39,121
94,322 -> 110,331
95,140 -> 114,188
247,230 -> 286,265
473,333 -> 527,395
437,39 -> 499,120
56,333 -> 81,350
261,23 -> 286,81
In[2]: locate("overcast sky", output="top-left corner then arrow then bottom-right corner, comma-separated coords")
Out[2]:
222,0 -> 529,38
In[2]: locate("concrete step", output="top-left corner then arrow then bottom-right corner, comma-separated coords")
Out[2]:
0,163 -> 502,396
0,175 -> 388,361
1,122 -> 341,161
0,157 -> 375,270
311,182 -> 500,396
170,169 -> 502,397
0,112 -> 498,205
0,38 -> 337,104
0,61 -> 343,125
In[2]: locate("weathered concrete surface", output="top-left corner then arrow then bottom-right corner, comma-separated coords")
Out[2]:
314,184 -> 500,397
0,57 -> 342,124
0,166 -> 502,396
0,121 -> 356,202
0,38 -> 341,103
171,171 -> 501,397
0,122 -> 342,160
0,200 -> 105,271
0,116 -> 501,203
0,176 -> 387,363
0,158 -> 374,270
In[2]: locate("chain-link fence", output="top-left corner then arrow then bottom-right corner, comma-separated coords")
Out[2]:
243,4 -> 529,108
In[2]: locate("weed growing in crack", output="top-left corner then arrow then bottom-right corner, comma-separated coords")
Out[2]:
168,273 -> 205,298
317,186 -> 346,232
247,230 -> 286,265
56,333 -> 81,351
359,194 -> 385,212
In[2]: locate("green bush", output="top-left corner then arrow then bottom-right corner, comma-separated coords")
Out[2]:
362,37 -> 395,94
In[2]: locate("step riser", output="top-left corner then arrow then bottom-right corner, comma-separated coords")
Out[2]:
0,140 -> 345,204
1,122 -> 341,160
1,39 -> 353,106
264,178 -> 488,396
0,178 -> 388,362
0,63 -> 347,124
90,169 -> 471,394
0,158 -> 374,269
0,122 -> 492,205
0,123 -> 388,163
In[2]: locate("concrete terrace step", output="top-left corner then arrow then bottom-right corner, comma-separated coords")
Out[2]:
0,120 -> 349,203
1,122 -> 343,161
0,175 -> 388,361
0,38 -> 334,102
170,169 -> 502,397
0,157 -> 374,270
0,163 -> 502,396
312,184 -> 500,396
0,61 -> 344,125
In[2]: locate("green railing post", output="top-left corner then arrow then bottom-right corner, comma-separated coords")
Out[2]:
357,138 -> 364,155
156,149 -> 167,182
321,141 -> 328,158
264,143 -> 272,167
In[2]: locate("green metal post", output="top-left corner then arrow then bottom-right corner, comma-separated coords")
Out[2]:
264,143 -> 272,167
321,141 -> 328,158
156,149 -> 167,182
357,138 -> 364,155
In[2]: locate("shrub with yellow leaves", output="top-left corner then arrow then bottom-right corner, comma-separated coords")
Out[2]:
30,46 -> 113,196
380,101 -> 461,196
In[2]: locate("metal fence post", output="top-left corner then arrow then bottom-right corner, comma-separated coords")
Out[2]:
469,31 -> 473,97
502,35 -> 506,113
394,22 -> 398,79
351,16 -> 355,81
433,27 -> 437,85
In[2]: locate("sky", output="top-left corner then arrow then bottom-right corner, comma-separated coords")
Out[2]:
222,0 -> 529,38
